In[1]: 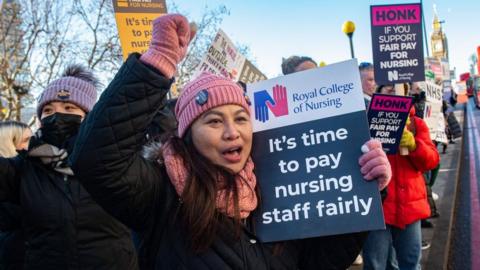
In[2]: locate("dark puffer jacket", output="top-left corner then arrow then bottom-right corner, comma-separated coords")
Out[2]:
0,141 -> 138,269
0,203 -> 24,270
70,54 -> 366,270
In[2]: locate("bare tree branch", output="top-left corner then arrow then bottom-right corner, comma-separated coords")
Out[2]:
0,1 -> 240,120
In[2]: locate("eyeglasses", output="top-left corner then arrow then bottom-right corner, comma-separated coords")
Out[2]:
359,62 -> 373,69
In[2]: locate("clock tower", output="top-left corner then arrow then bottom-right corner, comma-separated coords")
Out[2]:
430,9 -> 448,59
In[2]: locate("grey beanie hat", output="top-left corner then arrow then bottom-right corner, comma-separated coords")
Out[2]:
37,65 -> 99,117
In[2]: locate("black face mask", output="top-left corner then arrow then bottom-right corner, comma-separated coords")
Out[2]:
40,113 -> 82,148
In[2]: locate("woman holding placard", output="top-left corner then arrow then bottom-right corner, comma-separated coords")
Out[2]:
70,14 -> 392,269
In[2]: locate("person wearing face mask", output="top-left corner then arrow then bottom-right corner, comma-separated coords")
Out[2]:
0,121 -> 31,270
0,66 -> 138,270
70,14 -> 392,270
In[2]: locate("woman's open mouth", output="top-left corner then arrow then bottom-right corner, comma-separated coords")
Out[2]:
222,146 -> 243,163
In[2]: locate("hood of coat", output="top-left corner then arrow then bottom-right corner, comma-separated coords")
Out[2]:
142,141 -> 163,162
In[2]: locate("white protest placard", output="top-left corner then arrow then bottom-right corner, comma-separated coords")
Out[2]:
195,29 -> 267,83
247,59 -> 385,242
421,81 -> 448,143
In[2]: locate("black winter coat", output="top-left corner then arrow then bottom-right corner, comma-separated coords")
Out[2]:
71,54 -> 366,270
0,203 -> 24,270
0,146 -> 138,269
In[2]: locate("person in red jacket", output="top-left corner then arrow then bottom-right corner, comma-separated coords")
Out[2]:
362,89 -> 440,270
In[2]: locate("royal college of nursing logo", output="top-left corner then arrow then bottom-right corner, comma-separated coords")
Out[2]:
253,84 -> 289,123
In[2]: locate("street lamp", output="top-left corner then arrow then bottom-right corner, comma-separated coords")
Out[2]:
342,21 -> 356,59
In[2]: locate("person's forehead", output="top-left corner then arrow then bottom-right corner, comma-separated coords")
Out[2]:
295,61 -> 317,71
361,69 -> 374,77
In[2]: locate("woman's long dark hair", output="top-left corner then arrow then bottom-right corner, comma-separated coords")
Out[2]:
164,130 -> 259,252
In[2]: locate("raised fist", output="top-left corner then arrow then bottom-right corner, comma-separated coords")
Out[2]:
140,14 -> 196,78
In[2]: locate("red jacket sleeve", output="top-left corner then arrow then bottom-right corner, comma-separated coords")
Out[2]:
407,117 -> 440,172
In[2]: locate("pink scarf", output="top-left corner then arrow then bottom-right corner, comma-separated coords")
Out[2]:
161,142 -> 258,219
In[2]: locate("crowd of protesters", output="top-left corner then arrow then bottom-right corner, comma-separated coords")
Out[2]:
0,12 -> 461,270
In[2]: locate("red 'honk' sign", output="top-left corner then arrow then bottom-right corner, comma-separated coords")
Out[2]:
368,94 -> 413,154
370,3 -> 425,84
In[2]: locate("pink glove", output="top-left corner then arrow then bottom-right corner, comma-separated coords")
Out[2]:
358,139 -> 392,190
140,14 -> 196,78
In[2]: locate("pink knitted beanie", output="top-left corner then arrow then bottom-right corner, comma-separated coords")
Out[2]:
175,72 -> 251,137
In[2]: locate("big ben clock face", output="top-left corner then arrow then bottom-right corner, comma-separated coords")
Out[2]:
433,40 -> 444,53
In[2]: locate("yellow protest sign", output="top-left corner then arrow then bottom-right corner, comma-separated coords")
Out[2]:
112,0 -> 167,60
